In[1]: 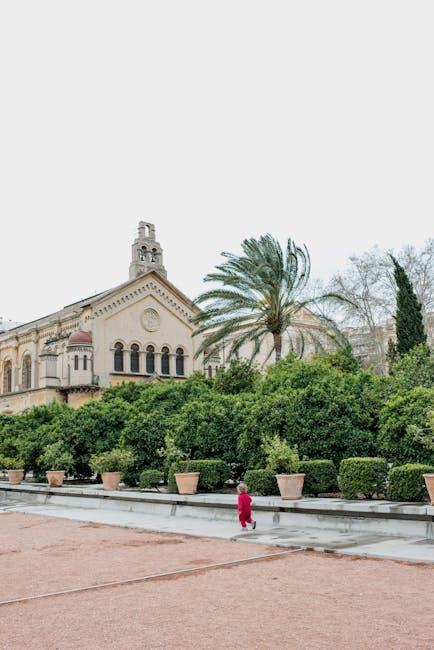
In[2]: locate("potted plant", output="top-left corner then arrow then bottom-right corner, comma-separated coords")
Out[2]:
89,448 -> 134,491
158,437 -> 199,495
38,442 -> 74,487
1,456 -> 25,485
262,435 -> 304,500
423,473 -> 434,505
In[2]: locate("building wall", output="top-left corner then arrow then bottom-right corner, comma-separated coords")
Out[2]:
0,387 -> 65,412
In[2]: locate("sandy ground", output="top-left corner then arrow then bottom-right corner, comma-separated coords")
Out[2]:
1,513 -> 433,649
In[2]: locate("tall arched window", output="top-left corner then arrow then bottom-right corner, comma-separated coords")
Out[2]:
161,347 -> 170,375
3,361 -> 12,393
131,344 -> 140,373
176,348 -> 185,376
114,342 -> 124,372
83,355 -> 88,371
146,345 -> 155,374
207,365 -> 212,378
74,355 -> 79,370
22,355 -> 32,389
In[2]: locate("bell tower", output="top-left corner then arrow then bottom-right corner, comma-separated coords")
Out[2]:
129,221 -> 167,280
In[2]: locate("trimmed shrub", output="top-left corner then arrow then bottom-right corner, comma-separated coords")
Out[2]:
388,464 -> 434,502
139,469 -> 164,490
168,459 -> 231,493
299,460 -> 338,496
244,469 -> 279,496
339,457 -> 389,499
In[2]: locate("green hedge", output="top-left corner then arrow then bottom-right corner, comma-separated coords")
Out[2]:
244,469 -> 279,496
168,459 -> 230,493
299,460 -> 338,496
139,469 -> 164,490
339,457 -> 389,499
388,464 -> 434,502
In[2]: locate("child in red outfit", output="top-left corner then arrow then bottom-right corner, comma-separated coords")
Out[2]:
237,483 -> 256,530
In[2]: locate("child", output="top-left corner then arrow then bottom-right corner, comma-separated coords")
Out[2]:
237,482 -> 256,531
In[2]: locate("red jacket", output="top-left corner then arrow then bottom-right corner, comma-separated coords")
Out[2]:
238,492 -> 252,516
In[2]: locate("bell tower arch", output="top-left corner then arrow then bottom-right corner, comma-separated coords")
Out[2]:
129,221 -> 167,280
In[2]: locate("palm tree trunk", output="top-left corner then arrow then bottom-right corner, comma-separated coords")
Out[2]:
273,333 -> 282,362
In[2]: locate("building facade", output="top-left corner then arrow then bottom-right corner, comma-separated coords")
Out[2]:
0,223 -> 208,414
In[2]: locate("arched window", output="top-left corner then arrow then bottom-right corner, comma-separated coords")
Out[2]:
83,355 -> 88,371
74,355 -> 79,370
3,361 -> 12,393
22,355 -> 32,389
114,342 -> 124,372
131,344 -> 140,373
139,246 -> 147,261
146,345 -> 155,374
207,365 -> 212,378
215,366 -> 219,376
176,348 -> 185,376
161,347 -> 170,375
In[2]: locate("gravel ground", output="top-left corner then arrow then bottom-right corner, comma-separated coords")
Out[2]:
1,512 -> 433,649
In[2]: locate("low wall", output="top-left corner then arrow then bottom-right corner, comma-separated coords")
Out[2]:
2,483 -> 433,540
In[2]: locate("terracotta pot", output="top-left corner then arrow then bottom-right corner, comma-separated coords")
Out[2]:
276,473 -> 305,500
174,472 -> 200,495
101,471 -> 122,491
7,469 -> 24,485
423,474 -> 434,505
46,470 -> 65,487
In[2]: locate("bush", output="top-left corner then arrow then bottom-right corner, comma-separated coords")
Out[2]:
262,435 -> 299,473
168,459 -> 230,493
298,460 -> 338,496
139,469 -> 164,490
244,469 -> 279,496
339,457 -> 389,499
89,449 -> 134,475
378,387 -> 434,465
38,442 -> 74,474
214,359 -> 260,395
0,455 -> 24,470
388,463 -> 434,502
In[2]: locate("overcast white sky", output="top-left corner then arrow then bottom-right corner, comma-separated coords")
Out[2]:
1,1 -> 433,324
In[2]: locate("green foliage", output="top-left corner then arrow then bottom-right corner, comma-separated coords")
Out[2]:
193,234 -> 346,364
139,469 -> 164,490
38,441 -> 74,474
319,345 -> 362,374
89,448 -> 134,474
168,459 -> 231,493
0,455 -> 24,470
121,410 -> 170,484
298,460 -> 338,496
244,469 -> 279,496
339,457 -> 389,499
378,387 -> 434,465
173,393 -> 239,466
390,344 -> 434,392
388,463 -> 434,502
262,434 -> 299,473
390,255 -> 427,356
214,359 -> 260,395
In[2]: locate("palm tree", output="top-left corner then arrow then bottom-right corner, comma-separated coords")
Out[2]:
193,234 -> 346,363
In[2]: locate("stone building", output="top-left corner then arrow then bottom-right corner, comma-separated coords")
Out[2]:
0,223 -> 208,414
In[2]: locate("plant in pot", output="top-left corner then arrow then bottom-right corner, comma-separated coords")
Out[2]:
38,442 -> 74,487
262,435 -> 304,500
0,456 -> 25,485
89,448 -> 134,491
158,436 -> 199,495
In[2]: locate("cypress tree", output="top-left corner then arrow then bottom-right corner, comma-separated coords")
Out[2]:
390,255 -> 426,356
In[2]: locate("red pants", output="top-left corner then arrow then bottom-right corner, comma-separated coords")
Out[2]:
239,512 -> 253,528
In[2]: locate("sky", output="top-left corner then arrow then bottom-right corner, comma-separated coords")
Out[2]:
1,1 -> 433,324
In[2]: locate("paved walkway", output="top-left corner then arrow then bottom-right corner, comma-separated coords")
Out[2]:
3,496 -> 433,564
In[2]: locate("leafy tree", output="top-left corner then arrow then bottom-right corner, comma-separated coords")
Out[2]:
390,344 -> 434,392
390,255 -> 427,356
378,387 -> 434,465
214,359 -> 260,394
193,234 -> 345,363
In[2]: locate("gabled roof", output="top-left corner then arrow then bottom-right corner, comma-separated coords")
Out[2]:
0,270 -> 199,340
